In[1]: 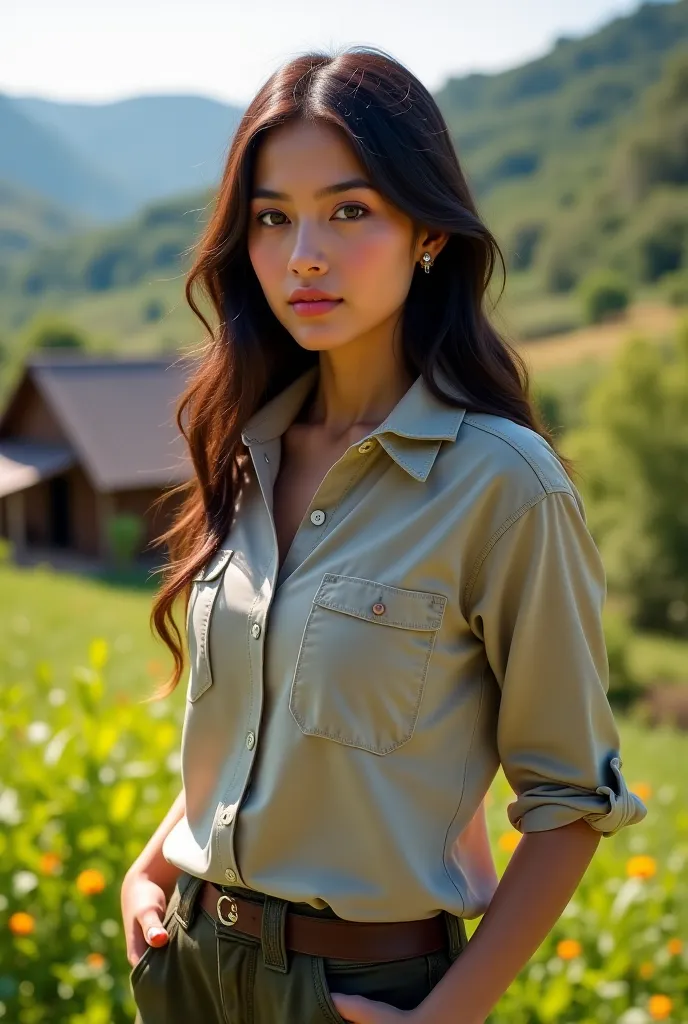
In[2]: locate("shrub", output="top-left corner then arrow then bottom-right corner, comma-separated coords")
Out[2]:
661,268 -> 688,307
578,269 -> 630,324
105,514 -> 146,567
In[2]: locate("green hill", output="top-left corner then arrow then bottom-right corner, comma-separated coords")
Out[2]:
1,0 -> 686,363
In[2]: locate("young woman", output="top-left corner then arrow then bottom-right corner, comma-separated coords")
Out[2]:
121,46 -> 647,1024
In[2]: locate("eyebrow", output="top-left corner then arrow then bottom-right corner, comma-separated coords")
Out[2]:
251,177 -> 375,201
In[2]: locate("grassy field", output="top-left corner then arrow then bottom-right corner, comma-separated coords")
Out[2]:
0,559 -> 686,1022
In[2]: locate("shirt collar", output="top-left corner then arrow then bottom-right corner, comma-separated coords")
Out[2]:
241,364 -> 466,482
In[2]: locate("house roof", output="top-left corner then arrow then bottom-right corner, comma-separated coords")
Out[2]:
0,352 -> 197,492
0,440 -> 77,499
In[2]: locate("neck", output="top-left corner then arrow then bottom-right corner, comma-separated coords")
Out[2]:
304,348 -> 415,442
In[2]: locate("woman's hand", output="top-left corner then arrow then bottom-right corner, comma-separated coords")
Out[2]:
330,992 -> 485,1024
330,992 -> 412,1023
120,869 -> 173,969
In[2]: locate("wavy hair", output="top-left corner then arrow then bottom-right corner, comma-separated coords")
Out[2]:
145,45 -> 575,701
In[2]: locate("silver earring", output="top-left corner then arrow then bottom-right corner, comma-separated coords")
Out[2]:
421,251 -> 434,274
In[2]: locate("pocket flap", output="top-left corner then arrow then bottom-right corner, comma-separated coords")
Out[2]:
314,574 -> 446,631
192,548 -> 234,583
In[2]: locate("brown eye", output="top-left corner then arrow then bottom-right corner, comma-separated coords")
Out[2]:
334,204 -> 367,221
256,210 -> 287,227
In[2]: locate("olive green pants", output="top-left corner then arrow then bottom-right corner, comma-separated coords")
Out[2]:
129,871 -> 468,1023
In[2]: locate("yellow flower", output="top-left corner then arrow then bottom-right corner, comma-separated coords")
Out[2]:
556,939 -> 582,960
630,781 -> 652,801
626,855 -> 657,880
648,994 -> 673,1020
498,831 -> 520,853
9,912 -> 35,936
76,869 -> 106,895
639,961 -> 655,980
86,952 -> 106,969
667,937 -> 683,956
39,852 -> 61,875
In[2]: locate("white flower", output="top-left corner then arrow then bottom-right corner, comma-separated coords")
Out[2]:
595,980 -> 628,999
597,931 -> 615,955
13,871 -> 38,896
618,1009 -> 650,1024
48,688 -> 67,707
27,721 -> 51,744
0,788 -> 22,825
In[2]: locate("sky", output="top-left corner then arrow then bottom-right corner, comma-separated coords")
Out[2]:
2,0 -> 650,108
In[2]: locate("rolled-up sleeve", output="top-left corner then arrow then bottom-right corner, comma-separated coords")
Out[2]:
466,487 -> 648,836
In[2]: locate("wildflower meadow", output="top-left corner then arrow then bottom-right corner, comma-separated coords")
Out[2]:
0,566 -> 686,1023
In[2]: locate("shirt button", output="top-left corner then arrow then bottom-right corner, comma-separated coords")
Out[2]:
246,731 -> 255,750
310,509 -> 326,526
251,622 -> 262,639
224,868 -> 237,882
220,807 -> 235,826
358,440 -> 376,454
372,602 -> 386,616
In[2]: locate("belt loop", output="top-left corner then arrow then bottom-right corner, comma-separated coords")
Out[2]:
442,910 -> 467,959
174,874 -> 204,933
261,895 -> 290,973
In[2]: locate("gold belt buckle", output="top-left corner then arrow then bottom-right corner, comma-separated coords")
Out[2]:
217,893 -> 239,927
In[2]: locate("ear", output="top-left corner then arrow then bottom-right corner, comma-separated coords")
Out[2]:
415,229 -> 450,263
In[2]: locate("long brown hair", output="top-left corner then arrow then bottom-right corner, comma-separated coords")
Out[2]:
146,45 -> 575,701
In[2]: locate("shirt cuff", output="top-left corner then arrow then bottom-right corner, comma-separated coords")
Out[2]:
508,756 -> 649,837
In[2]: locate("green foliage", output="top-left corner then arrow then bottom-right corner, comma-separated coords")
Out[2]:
565,321 -> 688,635
22,312 -> 89,350
578,269 -> 631,324
105,514 -> 146,567
661,268 -> 688,306
0,640 -> 183,1022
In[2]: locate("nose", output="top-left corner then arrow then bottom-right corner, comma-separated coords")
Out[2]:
287,224 -> 328,276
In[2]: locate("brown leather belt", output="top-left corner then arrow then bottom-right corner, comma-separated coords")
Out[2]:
198,882 -> 448,962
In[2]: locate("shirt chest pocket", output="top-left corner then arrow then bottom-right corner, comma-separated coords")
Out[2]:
289,573 -> 447,755
186,548 -> 234,703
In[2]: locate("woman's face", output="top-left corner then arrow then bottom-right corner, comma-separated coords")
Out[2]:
247,119 -> 437,356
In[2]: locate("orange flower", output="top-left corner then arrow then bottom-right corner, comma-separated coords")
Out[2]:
76,869 -> 106,895
556,939 -> 582,960
648,994 -> 673,1020
626,855 -> 657,880
9,912 -> 35,936
639,961 -> 655,980
667,937 -> 683,956
630,781 -> 652,801
86,952 -> 106,969
39,852 -> 61,875
498,831 -> 520,853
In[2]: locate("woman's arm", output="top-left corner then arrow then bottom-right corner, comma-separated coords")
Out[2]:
415,818 -> 601,1024
124,785 -> 186,899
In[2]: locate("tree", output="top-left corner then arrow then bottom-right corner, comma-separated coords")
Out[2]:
565,321 -> 688,635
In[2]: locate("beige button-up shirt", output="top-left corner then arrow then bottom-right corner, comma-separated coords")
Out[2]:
162,365 -> 647,921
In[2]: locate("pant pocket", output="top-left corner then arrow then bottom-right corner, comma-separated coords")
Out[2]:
315,950 -> 443,1018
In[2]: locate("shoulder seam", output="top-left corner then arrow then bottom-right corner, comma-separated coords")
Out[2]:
461,487 -> 575,618
463,414 -> 562,492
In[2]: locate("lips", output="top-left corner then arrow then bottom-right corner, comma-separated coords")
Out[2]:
290,298 -> 343,317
